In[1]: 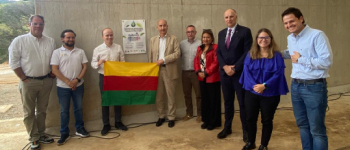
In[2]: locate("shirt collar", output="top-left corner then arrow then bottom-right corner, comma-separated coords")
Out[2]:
294,25 -> 309,38
158,34 -> 167,39
187,38 -> 197,43
102,42 -> 114,48
28,32 -> 44,41
227,23 -> 238,32
60,45 -> 75,51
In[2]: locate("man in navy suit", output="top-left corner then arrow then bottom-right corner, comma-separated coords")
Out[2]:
216,9 -> 253,142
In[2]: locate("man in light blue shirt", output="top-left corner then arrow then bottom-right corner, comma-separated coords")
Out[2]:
282,7 -> 332,150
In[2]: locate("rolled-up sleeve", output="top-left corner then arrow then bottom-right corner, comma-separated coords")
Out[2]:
91,47 -> 99,69
118,45 -> 125,62
8,37 -> 21,70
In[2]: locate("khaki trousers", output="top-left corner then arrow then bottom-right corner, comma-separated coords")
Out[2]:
181,70 -> 201,116
156,67 -> 177,120
20,77 -> 53,141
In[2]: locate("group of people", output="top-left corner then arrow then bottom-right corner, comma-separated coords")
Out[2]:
8,16 -> 128,149
8,6 -> 332,150
154,7 -> 332,150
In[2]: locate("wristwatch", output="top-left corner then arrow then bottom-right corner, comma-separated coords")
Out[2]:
76,78 -> 81,83
231,67 -> 235,71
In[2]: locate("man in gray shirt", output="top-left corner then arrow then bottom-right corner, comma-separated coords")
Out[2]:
180,25 -> 202,122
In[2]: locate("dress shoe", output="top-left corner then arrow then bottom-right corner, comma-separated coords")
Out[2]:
156,118 -> 165,127
168,120 -> 175,128
217,128 -> 232,139
242,142 -> 256,150
115,122 -> 128,131
196,116 -> 202,123
101,125 -> 111,136
206,125 -> 215,130
258,145 -> 268,150
182,115 -> 193,121
243,130 -> 249,143
201,123 -> 208,129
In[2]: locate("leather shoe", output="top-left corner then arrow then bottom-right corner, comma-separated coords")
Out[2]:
243,130 -> 249,143
207,125 -> 214,130
217,128 -> 232,139
115,122 -> 128,131
101,125 -> 110,136
258,145 -> 268,150
168,120 -> 175,128
201,123 -> 208,129
182,115 -> 193,121
242,142 -> 256,150
156,118 -> 165,127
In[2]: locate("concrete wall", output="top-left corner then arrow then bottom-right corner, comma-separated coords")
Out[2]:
34,0 -> 350,127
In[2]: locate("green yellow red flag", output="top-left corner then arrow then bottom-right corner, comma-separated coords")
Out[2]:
102,61 -> 159,106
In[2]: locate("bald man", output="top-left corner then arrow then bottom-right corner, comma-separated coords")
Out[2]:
216,9 -> 253,142
149,19 -> 181,128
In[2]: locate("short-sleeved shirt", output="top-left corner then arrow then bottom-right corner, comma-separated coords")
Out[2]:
50,46 -> 88,88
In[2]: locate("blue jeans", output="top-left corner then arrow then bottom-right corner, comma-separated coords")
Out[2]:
291,80 -> 328,150
57,84 -> 85,135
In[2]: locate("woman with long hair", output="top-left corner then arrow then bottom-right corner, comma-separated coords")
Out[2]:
194,29 -> 221,130
239,28 -> 289,150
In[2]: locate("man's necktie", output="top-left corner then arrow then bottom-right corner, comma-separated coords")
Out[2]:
226,29 -> 232,49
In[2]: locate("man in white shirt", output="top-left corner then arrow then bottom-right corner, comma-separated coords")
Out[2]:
91,28 -> 127,136
8,15 -> 55,150
179,25 -> 201,122
51,29 -> 89,145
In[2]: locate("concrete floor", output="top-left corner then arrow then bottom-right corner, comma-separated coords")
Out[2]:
1,93 -> 350,150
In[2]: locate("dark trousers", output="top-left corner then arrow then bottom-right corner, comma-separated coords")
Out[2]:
200,80 -> 221,127
245,91 -> 280,146
99,74 -> 122,125
220,73 -> 247,131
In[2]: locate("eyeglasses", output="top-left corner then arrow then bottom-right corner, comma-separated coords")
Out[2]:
31,23 -> 44,27
257,36 -> 270,40
186,31 -> 196,34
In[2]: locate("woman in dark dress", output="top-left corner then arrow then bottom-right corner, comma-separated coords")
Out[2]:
194,29 -> 221,130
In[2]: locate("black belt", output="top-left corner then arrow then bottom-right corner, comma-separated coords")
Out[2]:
293,78 -> 325,84
26,74 -> 49,80
161,64 -> 166,67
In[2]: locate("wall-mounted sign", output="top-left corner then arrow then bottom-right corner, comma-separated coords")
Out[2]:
122,20 -> 146,54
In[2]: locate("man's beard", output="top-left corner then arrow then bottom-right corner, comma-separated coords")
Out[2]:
64,42 -> 75,47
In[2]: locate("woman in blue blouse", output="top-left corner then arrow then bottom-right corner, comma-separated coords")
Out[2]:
240,28 -> 289,150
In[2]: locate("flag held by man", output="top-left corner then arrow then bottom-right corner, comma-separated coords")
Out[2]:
102,61 -> 159,106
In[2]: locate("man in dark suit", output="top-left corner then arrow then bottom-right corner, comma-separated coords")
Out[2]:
216,9 -> 253,142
